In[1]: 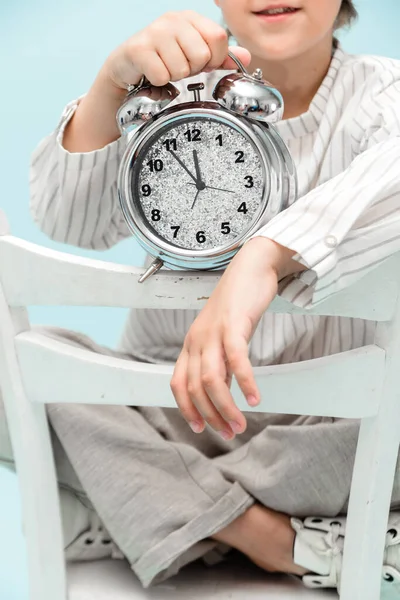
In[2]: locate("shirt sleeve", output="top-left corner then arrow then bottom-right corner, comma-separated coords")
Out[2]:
29,96 -> 131,250
249,76 -> 400,309
29,72 -> 223,251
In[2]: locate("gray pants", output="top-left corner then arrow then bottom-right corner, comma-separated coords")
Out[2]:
2,327 -> 400,587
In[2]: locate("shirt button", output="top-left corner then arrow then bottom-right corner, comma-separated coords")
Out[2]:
325,235 -> 337,248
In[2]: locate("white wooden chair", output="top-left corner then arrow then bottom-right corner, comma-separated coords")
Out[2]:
1,207 -> 400,600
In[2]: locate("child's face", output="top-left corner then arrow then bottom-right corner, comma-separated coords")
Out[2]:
216,0 -> 342,60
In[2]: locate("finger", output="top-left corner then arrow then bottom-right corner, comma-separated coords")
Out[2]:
225,363 -> 233,390
155,38 -> 191,82
184,11 -> 229,71
220,46 -> 252,70
226,374 -> 233,389
187,351 -> 235,438
176,25 -> 212,74
127,46 -> 171,87
171,349 -> 205,433
201,346 -> 247,434
224,332 -> 261,407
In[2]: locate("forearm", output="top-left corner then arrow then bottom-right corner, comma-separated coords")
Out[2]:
63,69 -> 131,153
248,136 -> 400,308
30,85 -> 132,248
245,236 -> 307,281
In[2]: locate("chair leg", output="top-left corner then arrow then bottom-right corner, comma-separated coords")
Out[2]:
0,298 -> 67,600
12,401 -> 67,600
340,415 -> 399,600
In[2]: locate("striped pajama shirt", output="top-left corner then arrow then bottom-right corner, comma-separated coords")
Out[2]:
30,43 -> 400,367
20,42 -> 400,585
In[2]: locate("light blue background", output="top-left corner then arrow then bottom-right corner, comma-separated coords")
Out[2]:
1,1 -> 400,599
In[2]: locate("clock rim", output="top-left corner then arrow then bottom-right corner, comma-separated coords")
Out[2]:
118,103 -> 293,271
132,113 -> 267,253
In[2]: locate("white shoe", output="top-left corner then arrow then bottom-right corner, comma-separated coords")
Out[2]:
65,510 -> 124,562
291,512 -> 400,595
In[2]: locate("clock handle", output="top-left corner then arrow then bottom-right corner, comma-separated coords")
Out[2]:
227,50 -> 266,83
138,258 -> 164,283
227,50 -> 250,76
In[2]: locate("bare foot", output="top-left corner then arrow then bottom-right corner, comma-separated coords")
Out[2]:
212,504 -> 307,576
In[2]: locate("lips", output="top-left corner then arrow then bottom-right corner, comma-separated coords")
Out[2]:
255,4 -> 300,15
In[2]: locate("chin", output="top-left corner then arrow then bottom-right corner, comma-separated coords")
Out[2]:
252,41 -> 303,62
250,32 -> 315,62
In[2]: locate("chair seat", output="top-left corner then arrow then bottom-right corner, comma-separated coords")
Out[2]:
67,558 -> 336,599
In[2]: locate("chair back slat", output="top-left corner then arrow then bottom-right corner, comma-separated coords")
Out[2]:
16,331 -> 384,419
1,236 -> 400,320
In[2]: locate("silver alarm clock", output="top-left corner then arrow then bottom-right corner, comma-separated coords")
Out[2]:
117,52 -> 297,283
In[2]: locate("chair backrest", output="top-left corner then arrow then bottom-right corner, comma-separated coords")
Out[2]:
1,231 -> 400,321
2,211 -> 400,600
1,213 -> 400,419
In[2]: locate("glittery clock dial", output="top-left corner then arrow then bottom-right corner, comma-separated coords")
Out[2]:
132,116 -> 265,251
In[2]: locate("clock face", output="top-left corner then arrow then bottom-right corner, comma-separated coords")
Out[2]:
131,115 -> 265,251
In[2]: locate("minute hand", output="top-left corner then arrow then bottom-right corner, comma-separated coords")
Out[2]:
169,150 -> 198,184
192,149 -> 203,183
205,185 -> 235,194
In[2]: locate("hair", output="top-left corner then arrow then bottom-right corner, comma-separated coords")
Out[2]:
335,0 -> 358,30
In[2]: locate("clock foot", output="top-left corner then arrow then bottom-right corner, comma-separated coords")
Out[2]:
138,258 -> 164,283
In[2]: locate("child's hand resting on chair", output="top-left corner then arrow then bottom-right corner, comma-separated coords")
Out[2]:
171,238 -> 306,440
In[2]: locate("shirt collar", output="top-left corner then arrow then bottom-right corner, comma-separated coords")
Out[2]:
275,42 -> 347,140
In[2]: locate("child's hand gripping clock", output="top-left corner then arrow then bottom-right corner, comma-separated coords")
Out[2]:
103,10 -> 251,91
